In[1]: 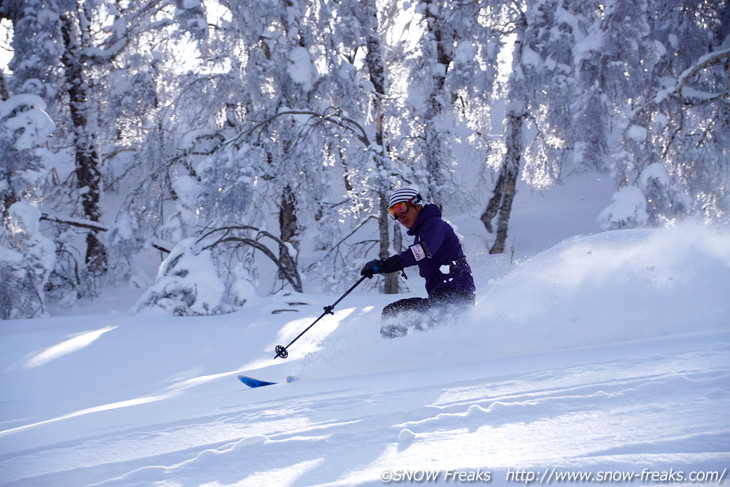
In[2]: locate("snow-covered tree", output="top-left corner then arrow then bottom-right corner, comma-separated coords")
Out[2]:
571,0 -> 729,226
0,201 -> 56,318
480,2 -> 528,255
2,0 -> 220,311
1,0 -> 728,316
0,95 -> 55,212
0,95 -> 56,318
617,0 -> 729,224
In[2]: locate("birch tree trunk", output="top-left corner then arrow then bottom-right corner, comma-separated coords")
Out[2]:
488,109 -> 523,254
421,0 -> 454,204
365,0 -> 399,294
481,11 -> 527,255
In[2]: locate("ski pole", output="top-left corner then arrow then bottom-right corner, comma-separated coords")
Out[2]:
274,275 -> 369,359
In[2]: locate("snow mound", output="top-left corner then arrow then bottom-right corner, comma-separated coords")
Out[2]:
481,223 -> 729,344
296,223 -> 730,380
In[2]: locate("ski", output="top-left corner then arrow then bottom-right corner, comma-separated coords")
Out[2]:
238,375 -> 277,388
237,375 -> 298,388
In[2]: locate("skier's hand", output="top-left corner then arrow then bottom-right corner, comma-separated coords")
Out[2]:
360,259 -> 383,278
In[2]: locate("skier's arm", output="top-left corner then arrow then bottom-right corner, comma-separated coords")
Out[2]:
360,255 -> 402,277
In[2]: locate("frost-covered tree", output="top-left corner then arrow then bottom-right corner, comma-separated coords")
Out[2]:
140,0 -> 419,309
0,94 -> 56,318
481,0 -> 616,252
480,3 -> 528,255
0,1 -> 64,317
400,0 -> 459,204
2,0 -> 728,316
584,0 -> 729,228
0,201 -> 57,318
1,0 -> 64,215
0,95 -> 55,214
384,0 -> 498,208
49,0 -> 208,294
2,0 -> 215,309
134,0 -> 325,311
618,0 -> 730,224
314,0 -> 405,293
522,0 -> 609,178
482,0 -> 728,243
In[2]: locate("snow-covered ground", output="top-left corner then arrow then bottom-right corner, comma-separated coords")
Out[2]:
1,177 -> 729,486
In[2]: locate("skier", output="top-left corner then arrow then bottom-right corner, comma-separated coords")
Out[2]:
360,188 -> 476,338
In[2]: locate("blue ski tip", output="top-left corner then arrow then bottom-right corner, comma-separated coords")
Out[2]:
238,375 -> 277,388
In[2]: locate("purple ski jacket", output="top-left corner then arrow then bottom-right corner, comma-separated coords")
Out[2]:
389,204 -> 476,297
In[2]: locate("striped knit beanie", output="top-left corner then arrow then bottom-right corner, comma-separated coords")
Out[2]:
389,188 -> 422,207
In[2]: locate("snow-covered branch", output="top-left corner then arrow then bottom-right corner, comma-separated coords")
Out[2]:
237,109 -> 371,148
197,226 -> 302,293
657,47 -> 730,104
40,214 -> 172,253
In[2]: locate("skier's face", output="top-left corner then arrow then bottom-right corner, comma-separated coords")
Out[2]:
395,204 -> 421,229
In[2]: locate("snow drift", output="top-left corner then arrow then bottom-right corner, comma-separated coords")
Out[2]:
294,223 -> 729,381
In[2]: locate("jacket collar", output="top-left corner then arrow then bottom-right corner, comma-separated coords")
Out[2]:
407,203 -> 441,236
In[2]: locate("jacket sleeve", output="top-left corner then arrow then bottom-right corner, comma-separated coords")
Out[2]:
380,255 -> 403,274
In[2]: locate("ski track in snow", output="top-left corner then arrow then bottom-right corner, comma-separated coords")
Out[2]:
1,333 -> 728,486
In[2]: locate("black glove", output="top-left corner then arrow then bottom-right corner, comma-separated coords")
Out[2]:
360,259 -> 383,278
360,256 -> 403,278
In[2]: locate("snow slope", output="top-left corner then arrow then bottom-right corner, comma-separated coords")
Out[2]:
1,186 -> 729,486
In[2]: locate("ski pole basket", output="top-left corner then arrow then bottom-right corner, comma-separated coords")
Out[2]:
273,275 -> 368,359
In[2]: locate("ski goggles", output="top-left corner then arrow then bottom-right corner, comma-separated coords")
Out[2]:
388,198 -> 417,220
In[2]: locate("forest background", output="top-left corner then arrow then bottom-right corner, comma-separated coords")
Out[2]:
0,0 -> 728,319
